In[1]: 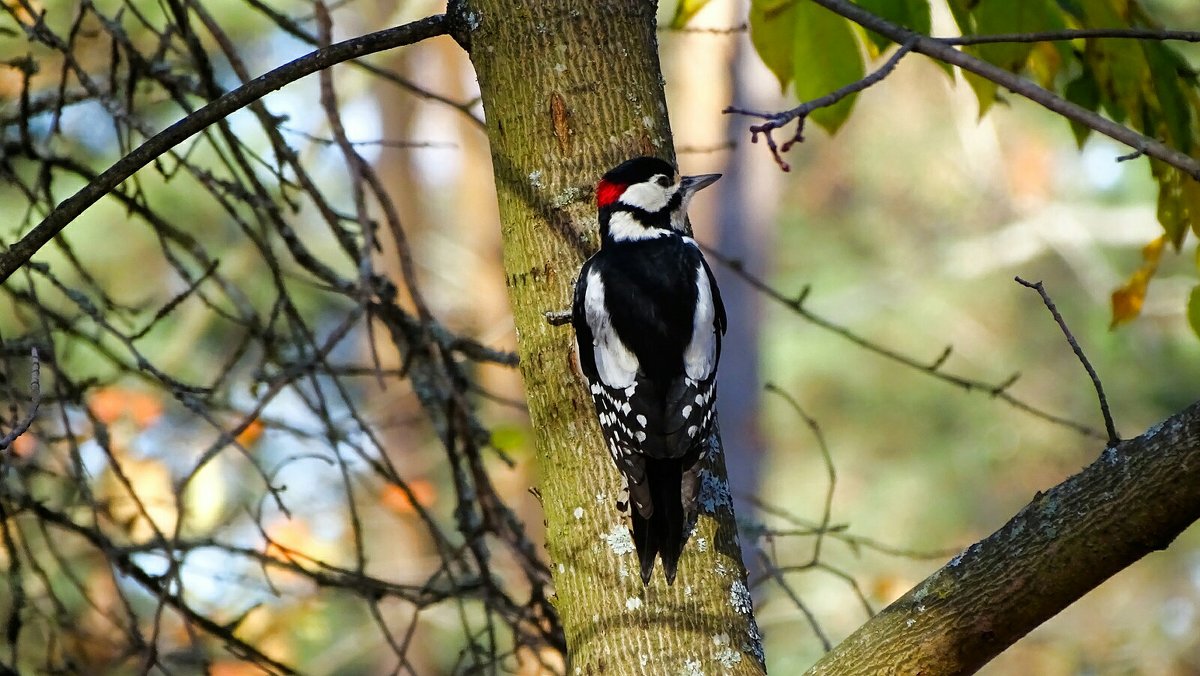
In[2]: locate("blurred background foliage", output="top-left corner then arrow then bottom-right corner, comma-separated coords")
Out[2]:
1,0 -> 1200,673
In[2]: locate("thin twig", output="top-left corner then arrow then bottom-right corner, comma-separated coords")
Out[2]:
1015,277 -> 1120,445
756,549 -> 833,651
941,27 -> 1200,46
0,14 -> 449,284
0,348 -> 40,451
723,37 -> 917,171
660,23 -> 747,35
702,244 -> 1105,439
765,384 -> 836,565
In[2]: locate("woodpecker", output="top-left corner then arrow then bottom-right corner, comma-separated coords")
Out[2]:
571,156 -> 726,585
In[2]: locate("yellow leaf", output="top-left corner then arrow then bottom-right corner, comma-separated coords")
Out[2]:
1185,177 -> 1200,240
670,0 -> 713,28
1110,235 -> 1165,329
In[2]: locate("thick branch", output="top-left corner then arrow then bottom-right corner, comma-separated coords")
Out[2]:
0,13 -> 449,285
804,0 -> 1200,181
807,400 -> 1200,674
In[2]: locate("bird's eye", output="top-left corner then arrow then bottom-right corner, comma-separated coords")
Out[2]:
655,176 -> 670,188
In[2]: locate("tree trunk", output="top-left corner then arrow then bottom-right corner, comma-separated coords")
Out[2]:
453,0 -> 765,671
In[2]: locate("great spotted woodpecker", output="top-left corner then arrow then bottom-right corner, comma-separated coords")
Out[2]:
571,156 -> 726,585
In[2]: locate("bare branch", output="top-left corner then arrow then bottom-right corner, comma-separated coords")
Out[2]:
941,27 -> 1200,46
1015,277 -> 1120,445
807,401 -> 1200,674
702,245 -> 1105,439
0,14 -> 450,284
0,348 -> 40,451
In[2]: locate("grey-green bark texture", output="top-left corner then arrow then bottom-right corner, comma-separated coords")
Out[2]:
807,401 -> 1200,675
451,0 -> 765,672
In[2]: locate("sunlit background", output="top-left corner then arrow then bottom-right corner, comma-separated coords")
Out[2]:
2,0 -> 1200,672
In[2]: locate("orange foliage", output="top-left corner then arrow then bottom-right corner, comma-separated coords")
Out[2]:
264,519 -> 314,563
380,480 -> 437,515
235,418 -> 265,447
89,387 -> 164,427
10,432 -> 36,458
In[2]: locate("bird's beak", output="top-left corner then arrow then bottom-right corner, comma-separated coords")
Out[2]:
679,173 -> 722,195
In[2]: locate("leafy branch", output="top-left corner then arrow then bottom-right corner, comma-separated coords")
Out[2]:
728,0 -> 1200,182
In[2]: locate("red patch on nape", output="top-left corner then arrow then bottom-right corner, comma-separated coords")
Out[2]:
596,179 -> 625,208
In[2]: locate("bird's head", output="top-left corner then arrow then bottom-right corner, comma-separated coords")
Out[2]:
596,156 -> 721,243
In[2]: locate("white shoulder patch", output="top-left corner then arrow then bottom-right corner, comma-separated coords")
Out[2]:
607,211 -> 671,242
683,262 -> 717,381
585,269 -> 639,388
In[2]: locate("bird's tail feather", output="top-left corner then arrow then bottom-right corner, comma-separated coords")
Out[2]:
631,459 -> 685,585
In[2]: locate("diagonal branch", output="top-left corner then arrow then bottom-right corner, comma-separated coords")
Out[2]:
0,13 -> 449,285
740,0 -> 1200,181
941,27 -> 1200,46
811,0 -> 1200,179
808,400 -> 1200,674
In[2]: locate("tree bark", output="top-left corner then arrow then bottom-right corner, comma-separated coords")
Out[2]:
453,0 -> 765,671
807,400 -> 1200,675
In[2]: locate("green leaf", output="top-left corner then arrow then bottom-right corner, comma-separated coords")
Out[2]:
1188,285 -> 1200,340
961,0 -> 1064,113
792,1 -> 865,133
1080,1 -> 1146,127
962,71 -> 1000,117
972,0 -> 1062,72
671,0 -> 714,29
945,0 -> 976,35
1142,41 -> 1192,154
749,0 -> 801,91
1153,164 -> 1189,249
1064,69 -> 1100,147
1055,0 -> 1086,21
853,0 -> 931,51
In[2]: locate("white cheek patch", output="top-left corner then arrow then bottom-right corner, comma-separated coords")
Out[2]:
585,269 -> 639,388
683,261 -> 717,382
607,211 -> 671,242
618,178 -> 674,212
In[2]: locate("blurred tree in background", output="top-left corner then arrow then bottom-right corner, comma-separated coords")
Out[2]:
2,0 -> 1200,673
